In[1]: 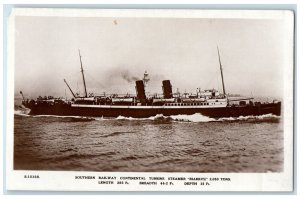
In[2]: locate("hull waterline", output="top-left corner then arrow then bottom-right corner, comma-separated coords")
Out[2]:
24,102 -> 281,119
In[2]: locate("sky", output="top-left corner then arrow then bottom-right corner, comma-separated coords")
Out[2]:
14,14 -> 291,100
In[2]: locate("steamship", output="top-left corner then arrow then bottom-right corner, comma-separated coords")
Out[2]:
20,49 -> 281,118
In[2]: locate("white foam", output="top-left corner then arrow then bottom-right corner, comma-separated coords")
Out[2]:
217,117 -> 236,121
148,114 -> 165,120
256,113 -> 280,119
117,115 -> 133,120
14,110 -> 30,117
218,114 -> 280,121
15,111 -> 280,123
33,115 -> 83,118
14,109 -> 30,116
112,113 -> 280,123
169,113 -> 215,122
115,113 -> 215,123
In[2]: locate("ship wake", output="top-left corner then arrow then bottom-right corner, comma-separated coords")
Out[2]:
14,105 -> 30,116
14,107 -> 280,123
115,113 -> 280,123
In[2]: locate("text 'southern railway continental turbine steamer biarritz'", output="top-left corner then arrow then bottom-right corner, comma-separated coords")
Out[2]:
20,49 -> 281,118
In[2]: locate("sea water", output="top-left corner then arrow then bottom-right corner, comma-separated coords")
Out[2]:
14,107 -> 283,172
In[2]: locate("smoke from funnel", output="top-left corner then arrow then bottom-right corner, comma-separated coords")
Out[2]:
121,70 -> 139,83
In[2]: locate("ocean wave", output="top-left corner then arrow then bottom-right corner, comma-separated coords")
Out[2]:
115,113 -> 216,122
100,131 -> 136,138
33,115 -> 84,118
169,114 -> 215,122
217,114 -> 280,122
14,110 -> 280,123
115,114 -> 167,121
14,112 -> 99,122
115,113 -> 280,123
33,115 -> 97,122
14,109 -> 30,117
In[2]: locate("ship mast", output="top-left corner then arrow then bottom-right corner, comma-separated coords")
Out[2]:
64,79 -> 76,98
79,50 -> 88,98
20,91 -> 25,101
217,46 -> 226,97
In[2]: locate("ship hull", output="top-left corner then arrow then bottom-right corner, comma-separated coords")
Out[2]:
24,102 -> 281,119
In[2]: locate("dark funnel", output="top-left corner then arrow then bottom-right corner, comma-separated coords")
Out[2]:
135,80 -> 146,102
162,80 -> 173,99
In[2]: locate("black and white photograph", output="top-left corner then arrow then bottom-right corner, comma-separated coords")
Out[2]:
6,8 -> 294,191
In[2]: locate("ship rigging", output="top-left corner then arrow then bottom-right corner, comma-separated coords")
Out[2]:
20,48 -> 281,118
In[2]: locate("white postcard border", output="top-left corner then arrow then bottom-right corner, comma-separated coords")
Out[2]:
6,8 -> 294,192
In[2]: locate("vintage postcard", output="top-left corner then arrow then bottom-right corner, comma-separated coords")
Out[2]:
6,8 -> 294,191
